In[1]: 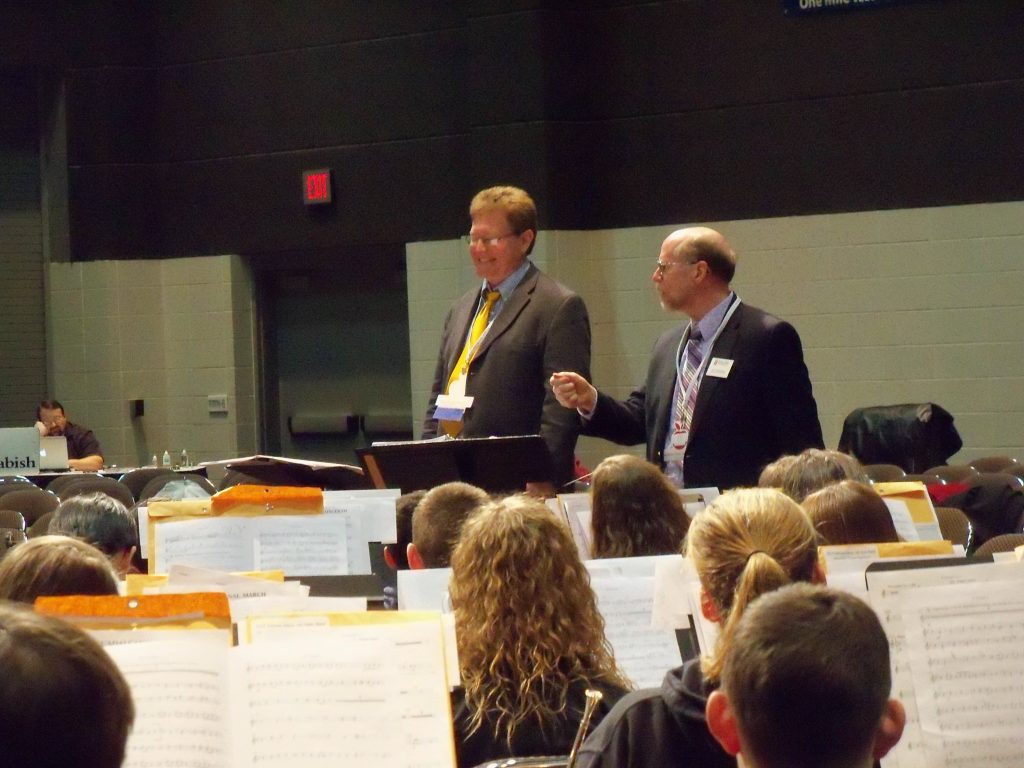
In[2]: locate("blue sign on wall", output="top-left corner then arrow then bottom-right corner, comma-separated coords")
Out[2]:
782,0 -> 900,14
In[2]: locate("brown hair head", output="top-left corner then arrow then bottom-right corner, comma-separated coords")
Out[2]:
470,186 -> 538,255
777,448 -> 866,502
722,583 -> 892,768
0,535 -> 120,603
802,480 -> 900,546
411,482 -> 490,568
0,600 -> 134,768
590,454 -> 689,558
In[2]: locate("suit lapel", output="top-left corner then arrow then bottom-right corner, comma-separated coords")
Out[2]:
472,264 -> 537,361
689,303 -> 744,437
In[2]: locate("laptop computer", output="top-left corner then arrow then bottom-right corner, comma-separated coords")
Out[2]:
0,427 -> 41,475
39,436 -> 71,471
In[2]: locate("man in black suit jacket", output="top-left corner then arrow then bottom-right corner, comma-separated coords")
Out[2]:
422,187 -> 590,490
552,227 -> 822,490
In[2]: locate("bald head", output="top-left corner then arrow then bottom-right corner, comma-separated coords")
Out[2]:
668,227 -> 737,284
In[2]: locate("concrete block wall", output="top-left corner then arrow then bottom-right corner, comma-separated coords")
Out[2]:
45,254 -> 257,469
408,201 -> 1024,473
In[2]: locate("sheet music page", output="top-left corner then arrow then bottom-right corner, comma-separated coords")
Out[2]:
590,576 -> 683,687
397,567 -> 452,611
557,492 -> 593,561
866,560 -> 1024,768
154,517 -> 254,573
252,515 -> 350,576
107,640 -> 232,768
230,621 -> 456,768
312,504 -> 371,573
137,505 -> 150,558
230,596 -> 366,625
882,499 -> 921,542
323,489 -> 400,543
585,554 -> 682,579
899,580 -> 1024,767
651,555 -> 697,630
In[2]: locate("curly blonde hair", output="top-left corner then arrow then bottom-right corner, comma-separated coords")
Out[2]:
686,488 -> 818,682
590,454 -> 689,559
449,495 -> 629,744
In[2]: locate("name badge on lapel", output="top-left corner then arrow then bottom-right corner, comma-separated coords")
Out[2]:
705,358 -> 734,379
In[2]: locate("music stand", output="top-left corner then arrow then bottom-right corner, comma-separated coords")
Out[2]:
357,435 -> 553,494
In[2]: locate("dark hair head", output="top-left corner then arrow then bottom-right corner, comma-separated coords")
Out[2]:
411,482 -> 490,568
49,492 -> 138,557
391,489 -> 427,570
0,536 -> 120,603
803,480 -> 900,546
36,399 -> 65,420
0,600 -> 134,768
590,454 -> 689,558
722,583 -> 891,768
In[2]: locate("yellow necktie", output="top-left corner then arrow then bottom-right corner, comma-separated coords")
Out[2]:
440,290 -> 501,436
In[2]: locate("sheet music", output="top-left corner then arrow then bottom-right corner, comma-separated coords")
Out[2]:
231,622 -> 456,767
867,560 -> 1024,768
585,554 -> 682,579
253,515 -> 349,576
883,499 -> 921,542
396,567 -> 452,611
651,555 -> 697,630
590,576 -> 683,688
557,492 -> 593,561
108,641 -> 232,768
154,516 -> 353,576
323,489 -> 400,542
900,580 -> 1024,767
155,517 -> 253,574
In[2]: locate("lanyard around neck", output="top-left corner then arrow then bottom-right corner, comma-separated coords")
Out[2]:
673,297 -> 742,407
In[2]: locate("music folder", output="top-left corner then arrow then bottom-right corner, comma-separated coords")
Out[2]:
357,434 -> 554,494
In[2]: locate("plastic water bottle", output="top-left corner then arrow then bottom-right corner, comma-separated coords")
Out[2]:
180,449 -> 189,468
150,454 -> 158,467
162,450 -> 171,468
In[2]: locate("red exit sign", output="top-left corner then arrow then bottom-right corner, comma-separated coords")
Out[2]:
302,168 -> 332,205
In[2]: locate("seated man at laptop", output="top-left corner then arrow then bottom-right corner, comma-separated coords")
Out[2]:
35,399 -> 103,471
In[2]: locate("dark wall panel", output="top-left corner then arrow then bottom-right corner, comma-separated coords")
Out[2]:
43,0 -> 1024,261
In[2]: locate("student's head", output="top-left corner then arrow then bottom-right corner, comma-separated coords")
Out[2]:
48,493 -> 139,576
0,536 -> 120,603
590,454 -> 689,558
408,481 -> 490,569
686,487 -> 819,682
383,489 -> 426,571
757,454 -> 797,490
450,495 -> 627,741
706,584 -> 905,768
0,600 -> 135,768
802,480 -> 900,546
777,448 -> 865,502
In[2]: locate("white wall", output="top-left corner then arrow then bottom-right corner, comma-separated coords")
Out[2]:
408,202 -> 1024,473
45,254 -> 258,468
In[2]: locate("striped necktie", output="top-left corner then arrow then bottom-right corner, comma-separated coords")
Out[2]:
440,290 -> 501,436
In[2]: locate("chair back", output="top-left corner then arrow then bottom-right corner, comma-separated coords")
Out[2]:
58,477 -> 136,509
27,510 -> 55,538
0,509 -> 26,531
46,472 -> 100,496
863,463 -> 906,483
902,472 -> 943,485
969,456 -> 1019,473
139,473 -> 215,503
0,487 -> 60,525
118,468 -> 178,501
973,533 -> 1024,557
925,465 -> 979,484
934,506 -> 974,551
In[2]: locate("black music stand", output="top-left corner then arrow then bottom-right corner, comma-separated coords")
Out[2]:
225,455 -> 368,490
356,435 -> 553,494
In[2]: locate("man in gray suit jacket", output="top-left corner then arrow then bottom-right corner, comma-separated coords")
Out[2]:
422,186 -> 590,490
552,227 -> 822,490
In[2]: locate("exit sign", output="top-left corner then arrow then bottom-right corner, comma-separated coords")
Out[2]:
302,168 -> 332,205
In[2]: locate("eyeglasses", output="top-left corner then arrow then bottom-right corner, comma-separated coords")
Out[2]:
462,233 -> 518,248
655,259 -> 698,276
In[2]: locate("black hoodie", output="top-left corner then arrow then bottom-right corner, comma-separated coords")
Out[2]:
575,659 -> 736,768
